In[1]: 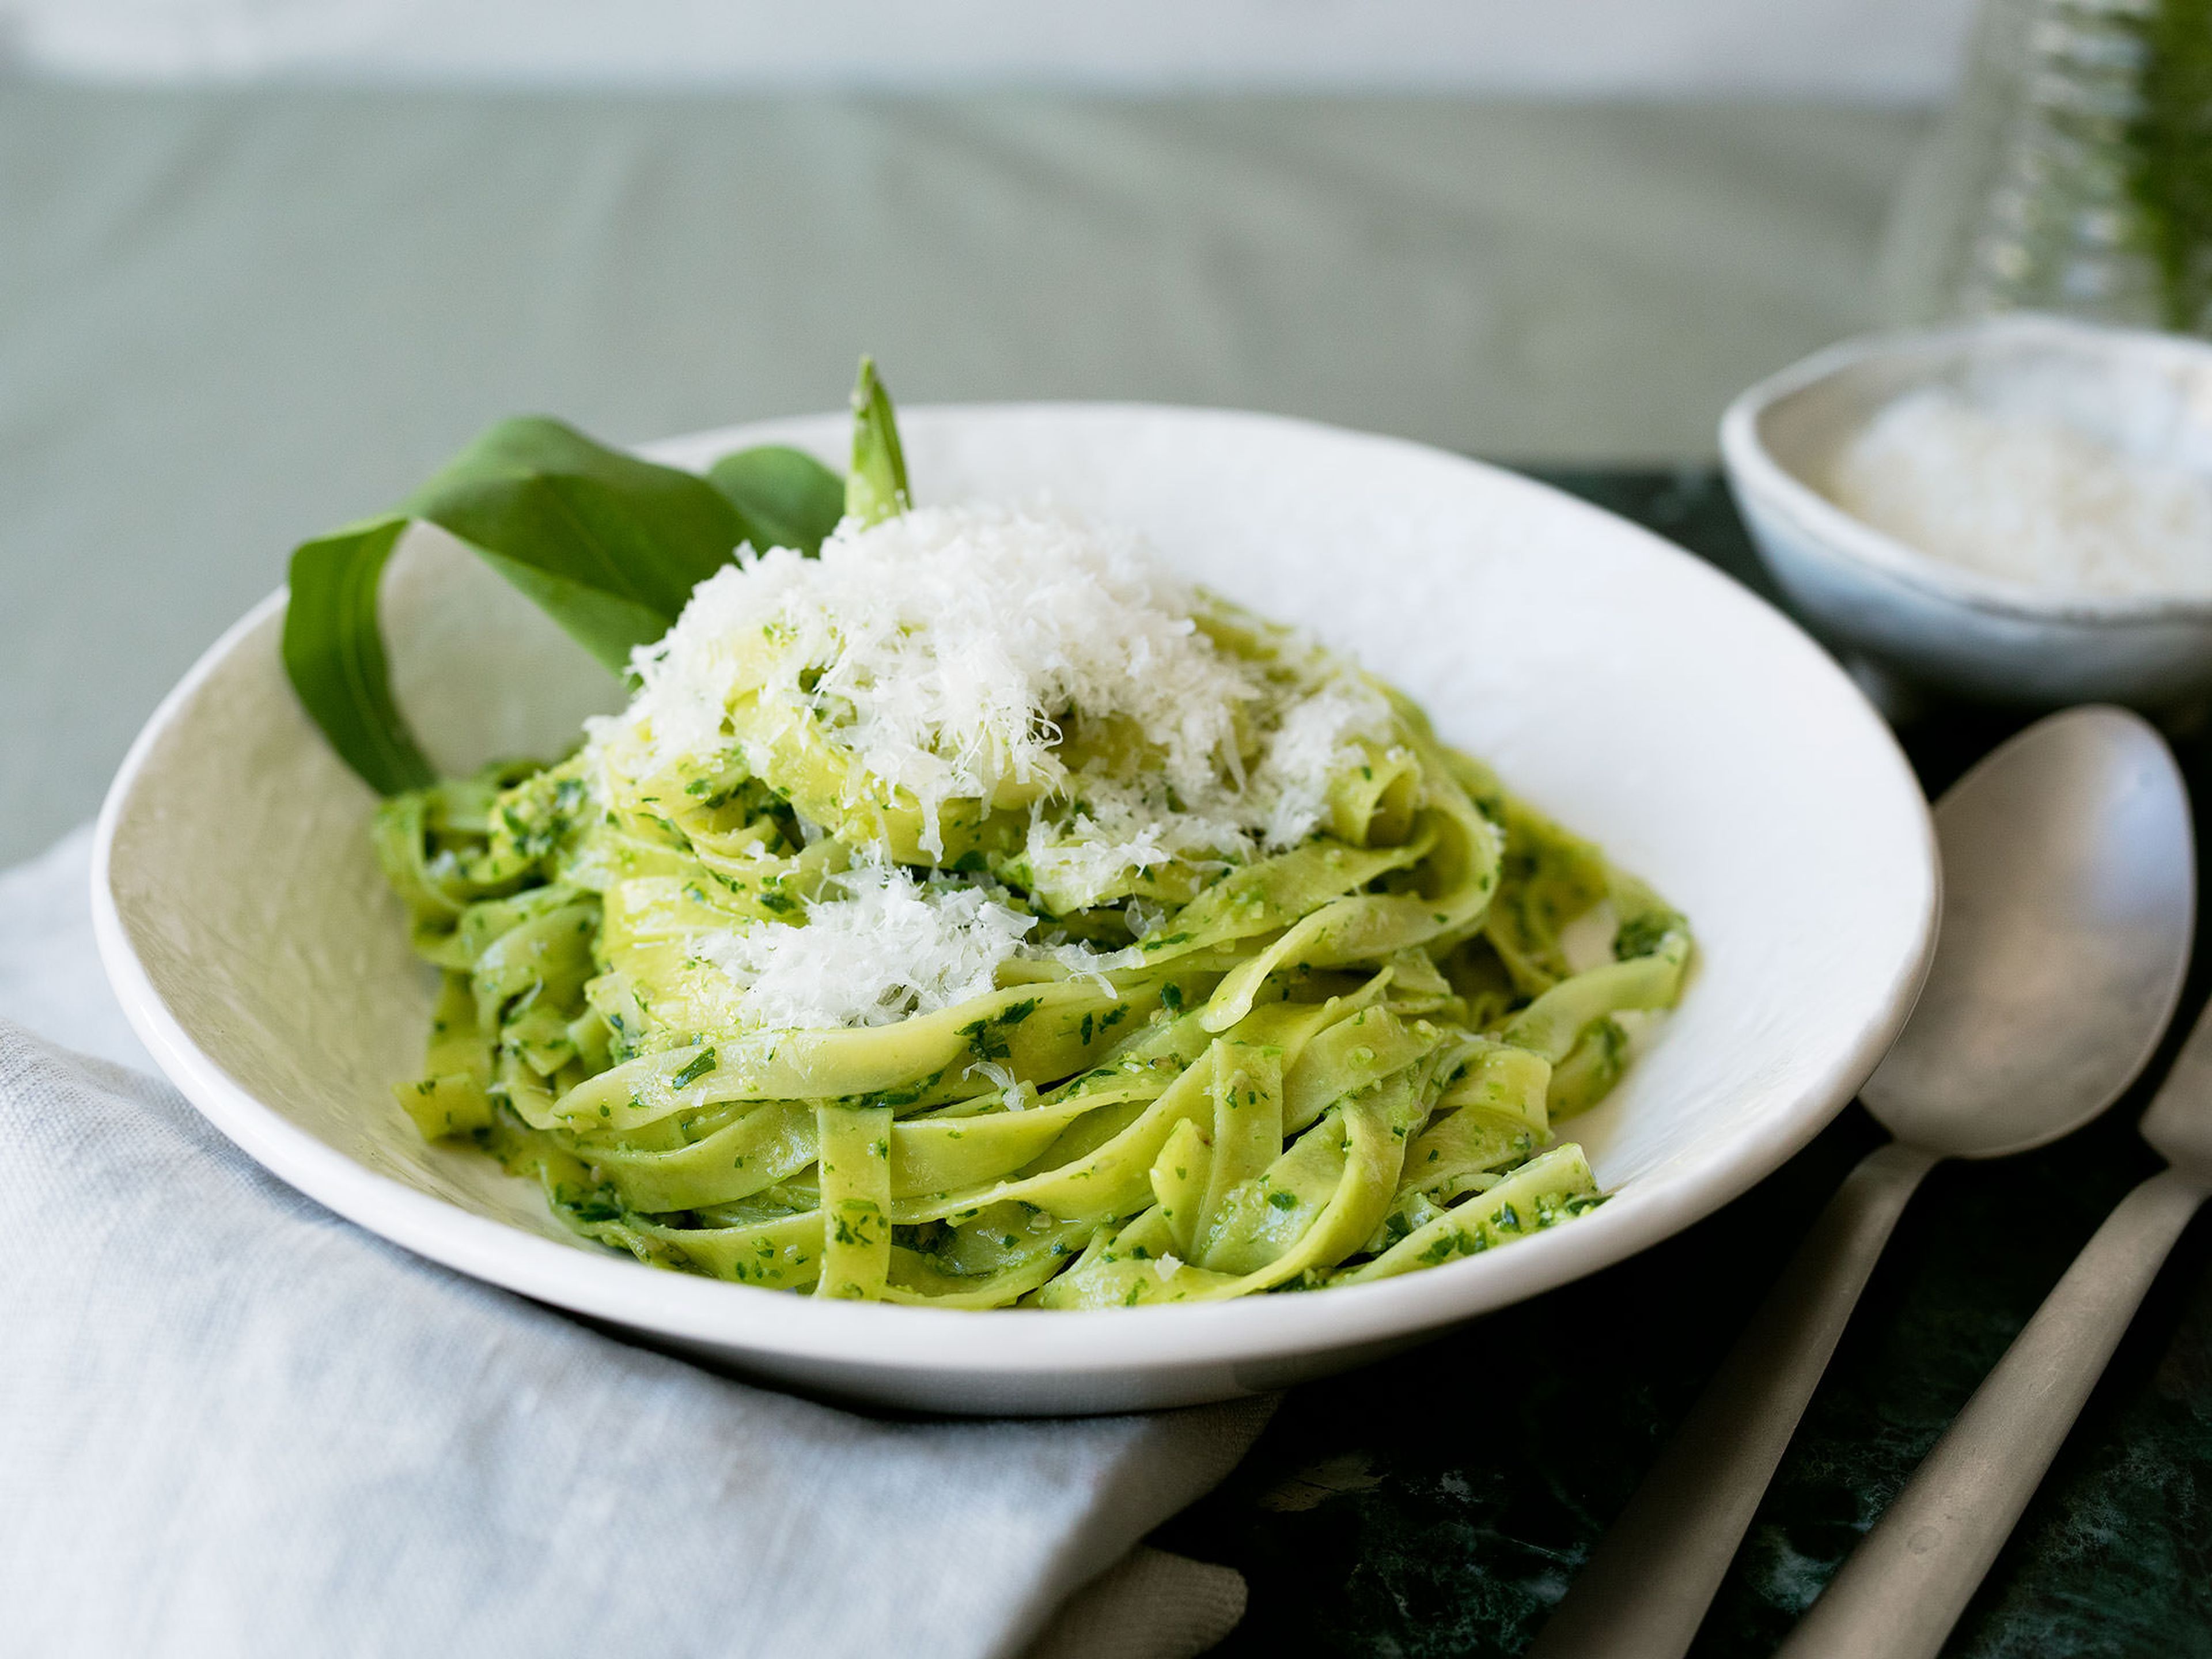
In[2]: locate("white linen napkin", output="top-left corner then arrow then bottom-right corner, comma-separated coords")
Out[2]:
0,827 -> 1267,1659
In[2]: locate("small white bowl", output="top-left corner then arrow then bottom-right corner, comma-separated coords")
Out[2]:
93,403 -> 1937,1415
1721,315 -> 2212,709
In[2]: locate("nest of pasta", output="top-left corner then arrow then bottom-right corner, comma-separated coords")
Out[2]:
376,496 -> 1689,1309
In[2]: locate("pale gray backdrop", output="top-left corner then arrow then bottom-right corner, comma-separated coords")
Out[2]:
0,88 -> 1923,863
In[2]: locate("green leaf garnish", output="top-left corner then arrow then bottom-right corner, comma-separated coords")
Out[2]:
283,515 -> 436,796
283,416 -> 748,795
282,359 -> 909,796
706,445 -> 846,556
2120,0 -> 2212,333
846,355 -> 910,527
399,416 -> 745,672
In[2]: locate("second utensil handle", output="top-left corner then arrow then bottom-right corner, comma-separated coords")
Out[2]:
1527,1139 -> 1937,1659
1776,1165 -> 2207,1659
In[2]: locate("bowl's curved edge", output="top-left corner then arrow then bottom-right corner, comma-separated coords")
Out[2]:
90,404 -> 1942,1416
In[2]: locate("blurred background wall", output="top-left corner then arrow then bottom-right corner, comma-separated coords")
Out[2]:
3,0 -> 1973,96
0,1 -> 1972,861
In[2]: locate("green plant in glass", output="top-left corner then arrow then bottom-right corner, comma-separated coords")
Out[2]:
1880,0 -> 2212,339
2120,0 -> 2212,332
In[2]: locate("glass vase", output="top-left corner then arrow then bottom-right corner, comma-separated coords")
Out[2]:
1880,0 -> 2212,336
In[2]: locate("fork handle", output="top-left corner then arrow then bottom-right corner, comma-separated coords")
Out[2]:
1777,1165 -> 2208,1659
1528,1139 -> 1937,1659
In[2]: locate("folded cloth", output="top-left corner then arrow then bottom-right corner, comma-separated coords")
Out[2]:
0,827 -> 1268,1659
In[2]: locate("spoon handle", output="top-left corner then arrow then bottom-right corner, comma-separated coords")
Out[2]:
1777,1165 -> 2208,1659
1528,1140 -> 1937,1659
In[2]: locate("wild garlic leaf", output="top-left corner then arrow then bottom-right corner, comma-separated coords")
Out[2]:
283,364 -> 898,797
402,415 -> 744,671
707,444 -> 846,555
282,514 -> 437,796
284,417 -> 748,796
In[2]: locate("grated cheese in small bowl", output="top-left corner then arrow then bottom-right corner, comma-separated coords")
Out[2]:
1825,382 -> 2212,601
1722,315 -> 2212,708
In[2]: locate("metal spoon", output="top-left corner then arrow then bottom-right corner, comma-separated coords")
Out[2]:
1778,975 -> 2212,1656
1529,705 -> 2194,1659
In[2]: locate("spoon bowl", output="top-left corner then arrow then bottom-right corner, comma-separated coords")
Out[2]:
1531,703 -> 2192,1659
1778,714 -> 2199,1659
1863,704 -> 2195,1159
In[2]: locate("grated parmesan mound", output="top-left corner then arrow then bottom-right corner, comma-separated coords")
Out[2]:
694,858 -> 1110,1032
590,501 -> 1395,893
608,504 -> 1253,836
586,500 -> 1404,1022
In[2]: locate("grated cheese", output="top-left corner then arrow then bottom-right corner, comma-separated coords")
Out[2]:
590,500 -> 1393,898
1827,383 -> 2212,599
607,503 -> 1257,847
1248,681 -> 1397,849
695,858 -> 1039,1031
692,855 -> 1129,1032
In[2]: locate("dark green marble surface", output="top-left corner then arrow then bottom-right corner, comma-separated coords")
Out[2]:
1156,467 -> 2212,1658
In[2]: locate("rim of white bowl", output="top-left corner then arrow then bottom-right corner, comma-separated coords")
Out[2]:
92,402 -> 1940,1384
1719,312 -> 2212,627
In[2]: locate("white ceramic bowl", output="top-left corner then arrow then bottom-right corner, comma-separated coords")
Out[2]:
94,404 -> 1938,1415
1721,314 -> 2212,709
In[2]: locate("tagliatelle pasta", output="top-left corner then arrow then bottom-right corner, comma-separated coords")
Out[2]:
370,398 -> 1691,1310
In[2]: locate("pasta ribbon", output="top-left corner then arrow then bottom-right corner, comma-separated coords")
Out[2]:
375,593 -> 1689,1307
